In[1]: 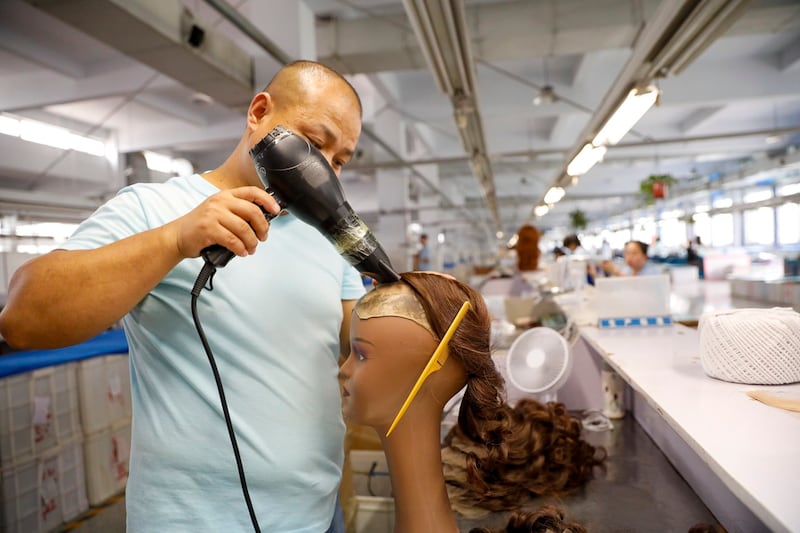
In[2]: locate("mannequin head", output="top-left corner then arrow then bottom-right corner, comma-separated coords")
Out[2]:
340,273 -> 489,434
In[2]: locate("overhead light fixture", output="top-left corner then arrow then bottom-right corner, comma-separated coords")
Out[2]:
592,85 -> 660,147
404,0 -> 501,234
534,205 -> 550,217
532,85 -> 557,106
567,143 -> 607,177
543,186 -> 565,205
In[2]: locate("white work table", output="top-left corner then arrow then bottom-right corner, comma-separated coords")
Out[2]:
579,324 -> 800,533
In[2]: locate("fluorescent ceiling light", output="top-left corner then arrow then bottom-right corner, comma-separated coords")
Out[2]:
566,143 -> 607,177
543,186 -> 565,205
534,205 -> 550,217
592,85 -> 659,147
21,119 -> 71,150
0,115 -> 21,137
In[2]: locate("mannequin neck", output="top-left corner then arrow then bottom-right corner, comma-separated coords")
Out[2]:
379,408 -> 458,533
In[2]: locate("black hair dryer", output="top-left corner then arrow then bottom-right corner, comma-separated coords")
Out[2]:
201,125 -> 401,284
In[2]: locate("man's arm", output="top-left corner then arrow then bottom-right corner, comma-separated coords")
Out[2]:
0,230 -> 182,349
0,186 -> 278,350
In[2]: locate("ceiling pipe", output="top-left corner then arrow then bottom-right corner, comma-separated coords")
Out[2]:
347,125 -> 800,171
403,0 -> 501,234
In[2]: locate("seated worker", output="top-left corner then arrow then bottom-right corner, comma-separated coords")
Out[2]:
339,272 -> 603,532
562,233 -> 588,256
601,240 -> 663,276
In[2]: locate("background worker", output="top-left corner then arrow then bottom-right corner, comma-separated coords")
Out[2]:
601,240 -> 663,277
413,233 -> 432,271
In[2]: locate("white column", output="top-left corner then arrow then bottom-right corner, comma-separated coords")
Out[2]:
374,109 -> 411,272
245,1 -> 317,90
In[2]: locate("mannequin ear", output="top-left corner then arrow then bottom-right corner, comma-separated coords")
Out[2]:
424,353 -> 467,407
246,92 -> 274,131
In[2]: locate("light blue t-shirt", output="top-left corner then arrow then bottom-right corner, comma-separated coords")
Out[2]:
61,174 -> 364,532
621,261 -> 663,276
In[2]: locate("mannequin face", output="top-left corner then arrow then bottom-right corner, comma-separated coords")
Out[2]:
340,314 -> 438,429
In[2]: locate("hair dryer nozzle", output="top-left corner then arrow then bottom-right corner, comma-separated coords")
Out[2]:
250,125 -> 401,283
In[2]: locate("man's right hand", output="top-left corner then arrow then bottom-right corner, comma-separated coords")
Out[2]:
168,186 -> 281,259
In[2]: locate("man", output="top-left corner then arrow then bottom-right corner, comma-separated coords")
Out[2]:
0,60 -> 364,532
413,233 -> 431,271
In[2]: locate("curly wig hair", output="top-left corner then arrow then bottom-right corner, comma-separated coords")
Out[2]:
515,224 -> 541,272
400,272 -> 605,514
469,505 -> 587,533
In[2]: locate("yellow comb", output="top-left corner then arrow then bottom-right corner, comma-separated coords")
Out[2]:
385,301 -> 472,436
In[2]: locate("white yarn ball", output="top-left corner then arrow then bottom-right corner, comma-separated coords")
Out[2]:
699,307 -> 800,385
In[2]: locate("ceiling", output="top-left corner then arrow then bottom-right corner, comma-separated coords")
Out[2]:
1,0 -> 799,244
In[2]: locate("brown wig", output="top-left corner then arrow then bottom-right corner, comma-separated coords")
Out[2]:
469,505 -> 588,533
515,225 -> 541,272
400,272 -> 605,514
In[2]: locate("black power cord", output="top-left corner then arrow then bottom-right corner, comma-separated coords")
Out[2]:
191,262 -> 261,533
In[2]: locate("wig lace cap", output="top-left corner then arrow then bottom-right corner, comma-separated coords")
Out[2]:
354,281 -> 435,339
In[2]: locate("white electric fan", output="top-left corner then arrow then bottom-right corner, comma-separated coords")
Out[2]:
504,327 -> 572,404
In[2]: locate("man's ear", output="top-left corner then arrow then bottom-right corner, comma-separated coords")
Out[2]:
246,92 -> 274,131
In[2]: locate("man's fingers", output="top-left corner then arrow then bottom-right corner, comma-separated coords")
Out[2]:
234,186 -> 281,216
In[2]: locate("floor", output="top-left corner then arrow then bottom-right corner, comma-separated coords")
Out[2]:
62,415 -> 719,533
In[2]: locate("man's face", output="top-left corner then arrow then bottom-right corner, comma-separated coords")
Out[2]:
257,80 -> 361,177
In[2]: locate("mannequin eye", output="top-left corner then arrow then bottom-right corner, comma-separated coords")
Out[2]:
352,345 -> 368,362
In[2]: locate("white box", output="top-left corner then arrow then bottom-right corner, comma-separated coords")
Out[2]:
349,450 -> 394,533
592,274 -> 671,321
83,422 -> 130,506
354,496 -> 395,533
0,373 -> 33,468
55,437 -> 89,523
0,364 -> 81,468
0,458 -> 39,533
77,355 -> 131,435
0,437 -> 87,533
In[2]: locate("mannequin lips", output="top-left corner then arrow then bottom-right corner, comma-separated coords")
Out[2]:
342,387 -> 350,397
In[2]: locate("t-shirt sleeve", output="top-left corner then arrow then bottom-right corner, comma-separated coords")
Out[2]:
340,260 -> 366,301
60,186 -> 150,251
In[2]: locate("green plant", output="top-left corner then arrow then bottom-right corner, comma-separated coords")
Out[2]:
568,208 -> 588,230
640,174 -> 678,204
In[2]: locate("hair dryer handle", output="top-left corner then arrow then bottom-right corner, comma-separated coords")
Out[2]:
200,188 -> 283,268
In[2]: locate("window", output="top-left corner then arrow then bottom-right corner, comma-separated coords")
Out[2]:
658,218 -> 687,249
710,213 -> 734,247
693,213 -> 710,246
777,203 -> 800,245
743,207 -> 774,245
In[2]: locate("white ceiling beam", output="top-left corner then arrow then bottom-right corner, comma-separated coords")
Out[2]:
659,56 -> 800,104
1,64 -> 173,112
117,117 -> 243,153
679,106 -> 726,134
319,0 -> 649,75
24,0 -> 254,107
133,93 -> 211,127
0,25 -> 86,79
778,34 -> 800,72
